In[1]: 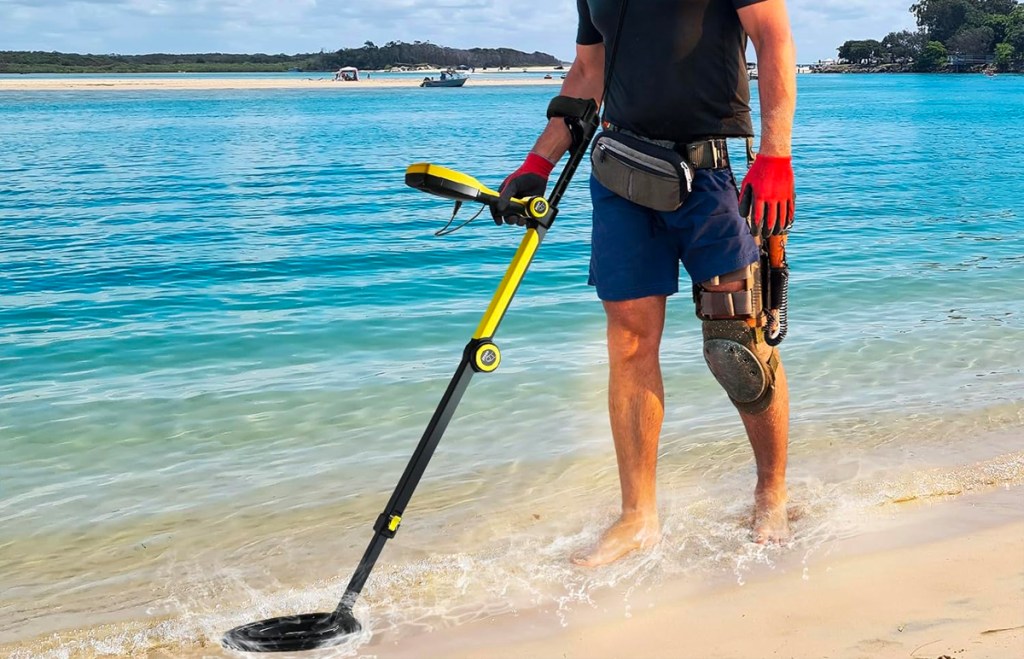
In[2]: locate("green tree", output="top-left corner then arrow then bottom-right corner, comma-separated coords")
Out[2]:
994,41 -> 1015,67
838,39 -> 883,62
911,0 -> 980,43
1007,6 -> 1024,51
916,40 -> 950,69
974,0 -> 1017,14
947,25 -> 996,54
881,29 -> 927,61
981,13 -> 1011,43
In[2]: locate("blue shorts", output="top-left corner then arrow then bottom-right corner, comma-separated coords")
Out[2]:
588,168 -> 760,301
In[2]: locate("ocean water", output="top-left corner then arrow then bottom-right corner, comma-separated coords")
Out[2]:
1,74 -> 1022,656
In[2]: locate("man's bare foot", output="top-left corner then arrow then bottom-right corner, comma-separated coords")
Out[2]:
752,486 -> 790,544
571,513 -> 661,567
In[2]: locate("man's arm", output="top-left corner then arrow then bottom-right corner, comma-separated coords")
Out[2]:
529,42 -> 606,163
738,0 -> 796,157
491,41 -> 604,225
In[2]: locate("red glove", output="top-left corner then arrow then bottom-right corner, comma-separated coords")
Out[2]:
491,152 -> 554,226
738,154 -> 795,236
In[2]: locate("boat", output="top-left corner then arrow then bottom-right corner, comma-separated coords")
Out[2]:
420,75 -> 467,88
420,69 -> 468,88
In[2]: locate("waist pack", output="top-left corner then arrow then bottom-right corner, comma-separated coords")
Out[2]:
591,130 -> 695,212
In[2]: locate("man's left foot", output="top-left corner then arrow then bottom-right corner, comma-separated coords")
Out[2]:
752,486 -> 790,544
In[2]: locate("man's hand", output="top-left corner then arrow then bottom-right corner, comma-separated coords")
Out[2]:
491,152 -> 554,226
739,154 -> 794,235
737,0 -> 796,235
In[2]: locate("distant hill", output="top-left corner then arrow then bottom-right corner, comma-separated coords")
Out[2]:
0,42 -> 561,74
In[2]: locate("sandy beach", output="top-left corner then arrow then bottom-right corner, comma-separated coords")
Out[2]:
0,72 -> 566,92
384,486 -> 1024,659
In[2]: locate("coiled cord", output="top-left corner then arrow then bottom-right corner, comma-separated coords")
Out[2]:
766,277 -> 788,346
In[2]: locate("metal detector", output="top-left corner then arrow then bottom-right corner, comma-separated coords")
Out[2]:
221,95 -> 599,652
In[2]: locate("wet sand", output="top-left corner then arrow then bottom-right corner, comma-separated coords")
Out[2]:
5,473 -> 1020,658
390,487 -> 1024,659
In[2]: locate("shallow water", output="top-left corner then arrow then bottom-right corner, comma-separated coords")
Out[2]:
1,73 -> 1022,656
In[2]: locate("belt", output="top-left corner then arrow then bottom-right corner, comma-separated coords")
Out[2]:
685,138 -> 730,170
603,123 -> 732,170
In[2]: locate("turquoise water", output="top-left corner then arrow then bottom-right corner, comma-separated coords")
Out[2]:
1,74 -> 1022,655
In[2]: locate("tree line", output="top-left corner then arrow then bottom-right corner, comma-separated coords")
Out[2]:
312,41 -> 560,70
0,42 -> 560,74
837,0 -> 1024,71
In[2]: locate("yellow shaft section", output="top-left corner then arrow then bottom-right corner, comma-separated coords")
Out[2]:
473,228 -> 540,339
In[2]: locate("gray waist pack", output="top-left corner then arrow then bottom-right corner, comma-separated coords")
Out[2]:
591,130 -> 695,212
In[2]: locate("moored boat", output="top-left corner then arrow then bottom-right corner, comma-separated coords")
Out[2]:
420,68 -> 468,88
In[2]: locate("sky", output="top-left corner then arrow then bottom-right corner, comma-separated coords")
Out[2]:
0,0 -> 919,63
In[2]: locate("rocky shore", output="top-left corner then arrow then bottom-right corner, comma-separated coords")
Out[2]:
814,62 -> 1022,73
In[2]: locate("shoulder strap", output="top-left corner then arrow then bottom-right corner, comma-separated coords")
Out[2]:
600,0 -> 631,122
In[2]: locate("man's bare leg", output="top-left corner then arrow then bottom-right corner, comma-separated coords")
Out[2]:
702,278 -> 790,544
573,295 -> 666,567
738,362 -> 790,543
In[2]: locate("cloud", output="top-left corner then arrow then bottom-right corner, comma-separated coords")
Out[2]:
0,0 -> 917,61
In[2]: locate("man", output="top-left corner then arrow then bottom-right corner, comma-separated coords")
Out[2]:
493,0 -> 797,566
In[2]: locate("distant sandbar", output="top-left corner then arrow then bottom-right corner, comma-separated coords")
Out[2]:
0,73 -> 565,92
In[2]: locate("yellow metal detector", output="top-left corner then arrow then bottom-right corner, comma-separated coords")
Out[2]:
222,95 -> 600,653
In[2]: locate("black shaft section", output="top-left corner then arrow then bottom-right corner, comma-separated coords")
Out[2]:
547,104 -> 599,209
548,135 -> 588,209
333,534 -> 386,615
380,355 -> 475,514
336,355 -> 476,605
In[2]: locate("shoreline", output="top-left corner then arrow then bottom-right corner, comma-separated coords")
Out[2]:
4,449 -> 1021,658
0,66 -> 570,92
385,486 -> 1024,659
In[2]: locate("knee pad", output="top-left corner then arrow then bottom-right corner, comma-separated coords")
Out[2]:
702,319 -> 779,414
694,265 -> 778,415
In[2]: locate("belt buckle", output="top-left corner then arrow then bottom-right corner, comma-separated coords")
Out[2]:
688,139 -> 720,169
708,140 -> 720,168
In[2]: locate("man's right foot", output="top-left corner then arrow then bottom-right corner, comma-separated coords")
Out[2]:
571,513 -> 661,568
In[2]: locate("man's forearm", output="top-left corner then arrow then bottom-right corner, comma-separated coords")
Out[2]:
752,30 -> 796,157
530,48 -> 606,163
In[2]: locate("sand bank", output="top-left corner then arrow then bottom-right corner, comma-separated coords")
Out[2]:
0,76 -> 564,92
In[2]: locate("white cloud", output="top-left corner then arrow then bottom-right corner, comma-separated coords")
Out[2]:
0,0 -> 917,61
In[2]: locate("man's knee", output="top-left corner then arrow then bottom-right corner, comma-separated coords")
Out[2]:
604,297 -> 665,362
694,266 -> 778,414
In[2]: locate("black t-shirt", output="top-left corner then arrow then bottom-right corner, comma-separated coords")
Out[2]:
577,0 -> 765,143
